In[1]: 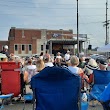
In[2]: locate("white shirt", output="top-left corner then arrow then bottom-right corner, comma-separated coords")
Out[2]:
26,65 -> 36,70
45,62 -> 54,67
56,55 -> 62,59
26,65 -> 37,82
64,53 -> 70,61
39,56 -> 43,60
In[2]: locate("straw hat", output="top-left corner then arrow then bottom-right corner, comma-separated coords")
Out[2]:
85,59 -> 99,75
86,59 -> 99,70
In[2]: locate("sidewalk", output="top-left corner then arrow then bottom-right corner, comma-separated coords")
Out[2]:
4,86 -> 103,110
4,102 -> 103,110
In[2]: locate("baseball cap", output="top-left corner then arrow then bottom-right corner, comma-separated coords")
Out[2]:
4,45 -> 8,49
99,59 -> 107,66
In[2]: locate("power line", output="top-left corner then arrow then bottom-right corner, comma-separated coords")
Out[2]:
0,13 -> 109,17
0,3 -> 107,9
0,0 -> 103,5
0,4 -> 75,9
0,0 -> 110,6
0,13 -> 75,17
0,21 -> 104,28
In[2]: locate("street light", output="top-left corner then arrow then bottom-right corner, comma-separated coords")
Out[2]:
76,0 -> 79,57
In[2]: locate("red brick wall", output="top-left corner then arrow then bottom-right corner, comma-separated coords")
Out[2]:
0,28 -> 74,55
32,38 -> 37,54
9,29 -> 41,54
18,45 -> 21,54
26,45 -> 28,54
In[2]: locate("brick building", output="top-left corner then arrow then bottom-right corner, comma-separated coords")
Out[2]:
0,27 -> 86,56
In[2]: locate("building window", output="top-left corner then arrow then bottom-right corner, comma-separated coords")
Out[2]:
41,45 -> 43,51
29,45 -> 32,51
22,45 -> 25,51
15,45 -> 18,51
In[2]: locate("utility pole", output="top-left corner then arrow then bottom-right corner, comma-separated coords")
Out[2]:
103,0 -> 110,45
76,0 -> 79,57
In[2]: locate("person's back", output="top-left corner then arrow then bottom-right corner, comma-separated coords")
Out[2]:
26,65 -> 37,82
68,55 -> 84,76
68,66 -> 79,74
25,59 -> 37,82
78,57 -> 85,69
44,55 -> 54,67
55,52 -> 62,66
36,58 -> 45,72
78,61 -> 85,69
44,50 -> 50,60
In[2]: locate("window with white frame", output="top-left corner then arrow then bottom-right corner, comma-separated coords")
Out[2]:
41,45 -> 43,51
15,45 -> 18,51
29,44 -> 32,51
22,45 -> 25,51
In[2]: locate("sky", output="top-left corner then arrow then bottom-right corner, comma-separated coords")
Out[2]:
0,0 -> 110,48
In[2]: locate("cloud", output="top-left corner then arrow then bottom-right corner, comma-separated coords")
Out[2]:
0,0 -> 109,48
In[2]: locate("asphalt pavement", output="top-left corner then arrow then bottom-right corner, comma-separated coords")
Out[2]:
4,101 -> 103,110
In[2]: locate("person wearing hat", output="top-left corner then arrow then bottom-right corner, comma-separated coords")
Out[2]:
0,45 -> 10,59
83,58 -> 99,84
99,59 -> 108,70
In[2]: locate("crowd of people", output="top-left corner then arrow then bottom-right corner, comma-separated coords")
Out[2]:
1,45 -> 110,102
0,45 -> 110,83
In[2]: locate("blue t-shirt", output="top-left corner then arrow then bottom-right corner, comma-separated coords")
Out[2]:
68,66 -> 79,74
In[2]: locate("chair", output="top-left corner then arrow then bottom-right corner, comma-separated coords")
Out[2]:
99,82 -> 110,110
0,62 -> 25,97
0,93 -> 13,110
31,66 -> 82,110
89,69 -> 110,109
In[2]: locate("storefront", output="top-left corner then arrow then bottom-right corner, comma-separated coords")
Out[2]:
47,39 -> 86,56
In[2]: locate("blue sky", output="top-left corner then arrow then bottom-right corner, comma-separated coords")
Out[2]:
0,0 -> 110,48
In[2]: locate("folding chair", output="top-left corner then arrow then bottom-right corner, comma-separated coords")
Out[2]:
0,62 -> 25,97
99,82 -> 110,110
89,69 -> 110,109
0,93 -> 13,110
31,66 -> 82,110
